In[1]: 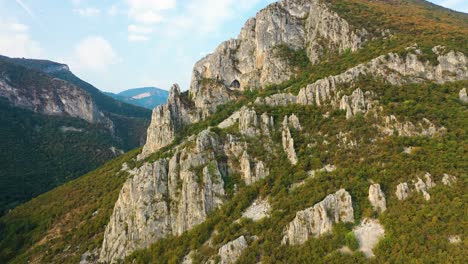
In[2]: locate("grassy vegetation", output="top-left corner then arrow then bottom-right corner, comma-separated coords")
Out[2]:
0,0 -> 467,263
0,149 -> 139,263
127,78 -> 467,264
0,98 -> 123,215
0,57 -> 149,215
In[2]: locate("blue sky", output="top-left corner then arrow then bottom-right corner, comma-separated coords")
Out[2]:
0,0 -> 466,93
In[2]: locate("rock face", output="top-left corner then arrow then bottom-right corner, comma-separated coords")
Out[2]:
241,198 -> 271,221
339,88 -> 373,119
240,151 -> 269,185
282,115 -> 299,165
140,84 -> 198,158
459,88 -> 468,103
257,45 -> 467,113
190,0 -> 367,93
380,115 -> 446,138
414,177 -> 431,201
282,189 -> 354,245
395,182 -> 410,201
368,184 -> 386,213
442,174 -> 457,186
448,235 -> 462,244
353,218 -> 385,258
238,107 -> 274,137
217,236 -> 248,264
100,130 -> 227,262
0,71 -> 108,125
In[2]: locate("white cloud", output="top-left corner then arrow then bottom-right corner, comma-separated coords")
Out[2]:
128,34 -> 149,42
125,0 -> 176,24
74,7 -> 101,17
72,36 -> 120,72
155,0 -> 264,36
128,24 -> 153,34
127,25 -> 154,42
0,20 -> 42,58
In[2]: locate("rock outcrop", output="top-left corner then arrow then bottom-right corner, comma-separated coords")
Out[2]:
339,88 -> 374,119
414,177 -> 431,201
240,151 -> 269,185
442,174 -> 457,186
241,198 -> 271,221
239,107 -> 274,137
368,184 -> 386,213
459,88 -> 468,103
282,118 -> 298,165
379,115 -> 446,138
282,189 -> 354,245
353,218 -> 385,258
190,0 -> 368,94
217,236 -> 248,264
257,46 -> 467,115
140,84 -> 198,158
100,130 -> 228,262
448,235 -> 462,244
395,182 -> 410,201
0,72 -> 109,125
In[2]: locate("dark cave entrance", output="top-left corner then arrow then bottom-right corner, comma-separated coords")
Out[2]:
230,79 -> 240,89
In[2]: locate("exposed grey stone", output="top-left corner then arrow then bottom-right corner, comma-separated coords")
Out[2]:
442,174 -> 457,186
339,88 -> 373,119
368,184 -> 386,213
379,115 -> 446,138
282,125 -> 298,165
255,93 -> 298,106
459,88 -> 468,103
353,218 -> 385,258
424,172 -> 436,189
218,236 -> 248,264
240,151 -> 269,185
0,77 -> 110,126
395,182 -> 410,201
80,248 -> 99,264
282,189 -> 354,245
140,84 -> 199,159
414,177 -> 431,201
239,107 -> 273,137
241,198 -> 271,221
100,130 -> 226,263
448,235 -> 462,244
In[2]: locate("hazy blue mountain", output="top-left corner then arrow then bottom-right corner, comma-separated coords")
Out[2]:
106,87 -> 169,110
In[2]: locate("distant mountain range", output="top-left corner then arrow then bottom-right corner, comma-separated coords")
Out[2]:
106,87 -> 169,110
0,55 -> 151,215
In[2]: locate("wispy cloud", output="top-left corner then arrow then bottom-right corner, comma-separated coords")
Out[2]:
14,0 -> 35,18
74,7 -> 101,17
71,36 -> 120,72
0,19 -> 42,58
126,0 -> 176,24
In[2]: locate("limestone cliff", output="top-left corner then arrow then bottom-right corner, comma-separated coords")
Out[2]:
141,0 -> 370,157
0,63 -> 109,126
282,189 -> 354,245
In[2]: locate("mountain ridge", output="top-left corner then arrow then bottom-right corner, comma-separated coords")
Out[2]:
0,0 -> 466,263
105,87 -> 169,110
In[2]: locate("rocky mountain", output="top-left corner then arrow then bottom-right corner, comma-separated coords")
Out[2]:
105,87 -> 169,110
0,0 -> 467,263
0,56 -> 151,215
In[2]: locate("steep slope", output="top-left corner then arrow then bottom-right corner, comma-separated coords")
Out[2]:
0,56 -> 151,119
0,57 -> 150,215
105,87 -> 169,110
0,0 -> 467,263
